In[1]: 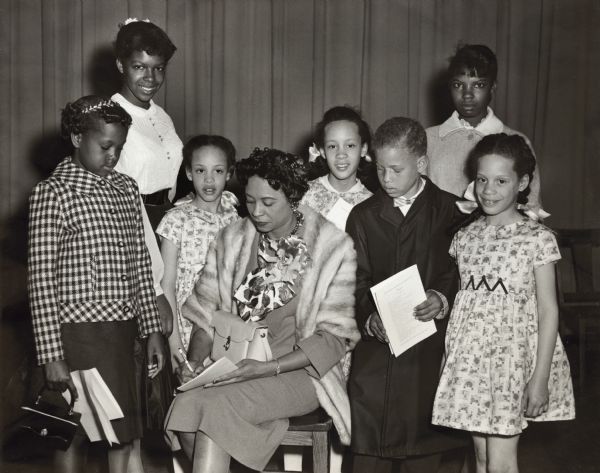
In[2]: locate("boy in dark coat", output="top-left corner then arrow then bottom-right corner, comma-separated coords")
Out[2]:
347,117 -> 467,473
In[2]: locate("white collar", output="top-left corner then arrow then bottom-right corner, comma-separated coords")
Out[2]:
112,93 -> 158,118
319,175 -> 365,194
438,107 -> 504,138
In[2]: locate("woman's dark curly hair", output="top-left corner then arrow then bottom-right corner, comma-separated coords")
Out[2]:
467,133 -> 536,205
236,148 -> 309,204
309,105 -> 376,188
61,95 -> 132,139
115,20 -> 176,62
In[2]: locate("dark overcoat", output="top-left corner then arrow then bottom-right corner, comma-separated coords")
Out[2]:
346,179 -> 467,458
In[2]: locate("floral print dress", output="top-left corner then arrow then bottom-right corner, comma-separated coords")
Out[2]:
156,191 -> 239,348
300,175 -> 372,227
432,217 -> 575,435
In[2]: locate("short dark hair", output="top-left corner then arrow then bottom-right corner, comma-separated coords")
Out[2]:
448,44 -> 497,82
183,135 -> 236,172
61,95 -> 132,138
236,148 -> 309,204
309,105 -> 374,185
467,133 -> 536,204
372,117 -> 427,158
314,105 -> 371,148
115,20 -> 177,62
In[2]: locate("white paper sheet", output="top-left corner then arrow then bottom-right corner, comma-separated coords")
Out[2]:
370,264 -> 436,357
177,357 -> 238,392
64,368 -> 122,445
325,197 -> 354,231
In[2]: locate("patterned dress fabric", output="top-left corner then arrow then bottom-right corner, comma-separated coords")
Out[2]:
432,217 -> 575,435
156,191 -> 239,348
234,233 -> 309,321
301,175 -> 372,220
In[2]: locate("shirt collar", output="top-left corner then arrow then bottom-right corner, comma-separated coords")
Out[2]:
393,177 -> 427,208
318,174 -> 366,194
111,92 -> 157,118
53,157 -> 128,195
438,107 -> 504,138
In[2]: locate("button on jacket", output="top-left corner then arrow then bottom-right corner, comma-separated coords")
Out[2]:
28,158 -> 161,365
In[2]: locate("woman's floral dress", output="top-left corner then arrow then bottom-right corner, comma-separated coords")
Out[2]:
157,191 -> 239,348
432,217 -> 575,435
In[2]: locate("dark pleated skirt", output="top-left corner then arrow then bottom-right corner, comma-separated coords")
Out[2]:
61,320 -> 141,443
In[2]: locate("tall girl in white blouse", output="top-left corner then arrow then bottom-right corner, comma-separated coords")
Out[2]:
111,19 -> 182,473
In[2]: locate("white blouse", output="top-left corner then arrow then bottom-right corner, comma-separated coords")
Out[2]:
112,93 -> 183,195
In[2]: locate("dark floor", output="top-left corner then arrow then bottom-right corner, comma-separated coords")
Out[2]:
1,329 -> 599,473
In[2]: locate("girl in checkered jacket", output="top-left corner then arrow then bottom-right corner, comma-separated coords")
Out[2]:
27,95 -> 165,473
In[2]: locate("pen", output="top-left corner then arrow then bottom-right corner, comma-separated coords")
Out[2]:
178,348 -> 194,373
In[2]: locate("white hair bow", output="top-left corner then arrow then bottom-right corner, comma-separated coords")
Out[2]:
456,181 -> 550,221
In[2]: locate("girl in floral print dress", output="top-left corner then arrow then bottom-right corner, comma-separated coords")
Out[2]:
301,106 -> 376,230
432,133 -> 574,473
157,135 -> 239,370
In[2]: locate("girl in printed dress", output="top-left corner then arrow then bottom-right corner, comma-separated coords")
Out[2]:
157,135 -> 239,371
301,106 -> 375,231
432,133 -> 575,473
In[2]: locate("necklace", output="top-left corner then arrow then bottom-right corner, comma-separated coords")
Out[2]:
264,209 -> 304,242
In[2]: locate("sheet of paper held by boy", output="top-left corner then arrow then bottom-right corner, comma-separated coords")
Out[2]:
370,264 -> 436,357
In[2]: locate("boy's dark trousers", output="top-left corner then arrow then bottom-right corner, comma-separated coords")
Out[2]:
352,449 -> 466,473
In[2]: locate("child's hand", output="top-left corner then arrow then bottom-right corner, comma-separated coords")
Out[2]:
368,312 -> 388,344
168,339 -> 186,373
414,290 -> 443,321
157,294 -> 174,337
43,360 -> 78,401
523,377 -> 549,417
146,332 -> 165,379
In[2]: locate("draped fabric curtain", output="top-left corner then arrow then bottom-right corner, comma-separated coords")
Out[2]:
1,0 -> 598,235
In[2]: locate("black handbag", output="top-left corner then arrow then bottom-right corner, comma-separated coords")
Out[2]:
2,387 -> 81,461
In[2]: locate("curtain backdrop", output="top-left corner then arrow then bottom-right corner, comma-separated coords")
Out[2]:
2,0 -> 599,242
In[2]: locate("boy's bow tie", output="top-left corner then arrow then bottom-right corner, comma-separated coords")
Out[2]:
393,196 -> 416,207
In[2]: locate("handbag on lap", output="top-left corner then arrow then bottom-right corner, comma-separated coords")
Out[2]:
210,310 -> 272,363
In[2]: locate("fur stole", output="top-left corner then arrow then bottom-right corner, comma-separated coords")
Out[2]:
182,205 -> 360,444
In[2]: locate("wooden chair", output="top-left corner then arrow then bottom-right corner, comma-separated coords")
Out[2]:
555,229 -> 600,388
263,409 -> 332,473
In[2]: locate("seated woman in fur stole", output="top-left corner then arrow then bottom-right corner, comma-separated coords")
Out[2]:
163,147 -> 360,473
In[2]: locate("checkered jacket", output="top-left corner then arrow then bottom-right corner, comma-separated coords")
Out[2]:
28,158 -> 162,365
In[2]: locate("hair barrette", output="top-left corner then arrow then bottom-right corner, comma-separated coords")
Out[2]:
80,99 -> 117,115
122,17 -> 151,27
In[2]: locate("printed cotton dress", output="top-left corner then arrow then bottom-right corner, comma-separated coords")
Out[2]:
301,175 -> 372,221
432,217 -> 575,435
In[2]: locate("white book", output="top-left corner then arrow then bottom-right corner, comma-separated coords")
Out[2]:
63,368 -> 122,445
177,357 -> 238,392
370,264 -> 437,357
